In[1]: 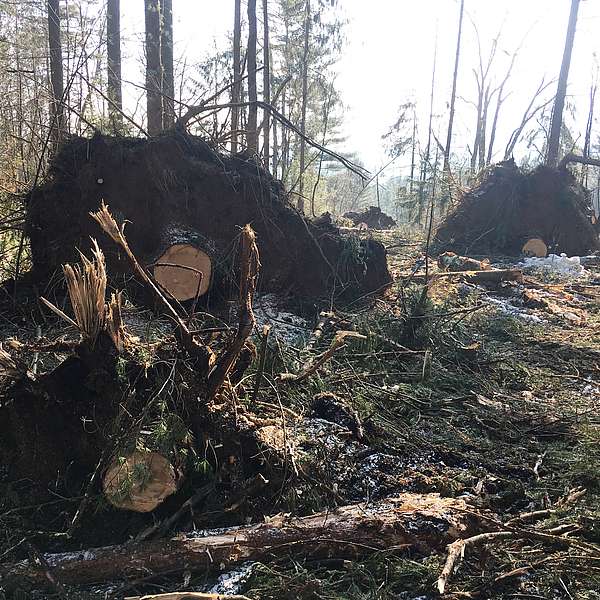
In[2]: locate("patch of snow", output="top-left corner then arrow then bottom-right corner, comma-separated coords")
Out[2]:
44,549 -> 97,567
206,562 -> 257,595
582,383 -> 600,397
253,294 -> 310,345
519,254 -> 588,278
485,296 -> 546,324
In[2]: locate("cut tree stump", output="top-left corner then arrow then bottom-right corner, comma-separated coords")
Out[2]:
0,493 -> 484,591
153,244 -> 212,301
103,451 -> 179,513
522,238 -> 548,258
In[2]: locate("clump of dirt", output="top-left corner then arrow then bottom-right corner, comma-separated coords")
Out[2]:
343,206 -> 397,229
25,132 -> 391,302
434,159 -> 600,256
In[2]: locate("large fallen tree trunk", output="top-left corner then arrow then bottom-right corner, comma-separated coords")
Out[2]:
0,493 -> 483,591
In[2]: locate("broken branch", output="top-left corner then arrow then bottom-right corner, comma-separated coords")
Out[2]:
207,225 -> 259,398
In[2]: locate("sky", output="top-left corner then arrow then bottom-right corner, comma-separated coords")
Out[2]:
119,0 -> 600,178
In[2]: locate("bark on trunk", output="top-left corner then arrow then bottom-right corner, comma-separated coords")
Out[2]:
262,0 -> 271,166
0,494 -> 480,591
246,0 -> 258,153
470,82 -> 483,172
107,0 -> 122,129
298,0 -> 311,213
272,95 -> 279,177
581,78 -> 596,186
477,86 -> 491,170
144,0 -> 162,136
443,0 -> 464,172
47,0 -> 65,146
231,0 -> 242,153
409,111 -> 416,195
546,0 -> 580,168
417,40 -> 437,225
161,0 -> 175,130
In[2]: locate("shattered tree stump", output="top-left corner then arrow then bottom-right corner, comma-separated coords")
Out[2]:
0,494 -> 483,591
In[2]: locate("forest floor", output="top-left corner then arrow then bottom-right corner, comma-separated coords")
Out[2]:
1,228 -> 600,599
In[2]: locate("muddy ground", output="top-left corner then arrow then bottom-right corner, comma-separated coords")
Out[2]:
1,228 -> 600,599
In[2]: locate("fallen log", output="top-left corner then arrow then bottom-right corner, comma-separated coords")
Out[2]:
0,493 -> 482,591
411,269 -> 523,285
437,251 -> 492,272
125,594 -> 250,600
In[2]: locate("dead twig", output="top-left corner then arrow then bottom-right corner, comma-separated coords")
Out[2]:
176,100 -> 369,180
279,331 -> 367,383
251,324 -> 271,402
135,483 -> 214,542
306,311 -> 336,351
438,532 -> 516,594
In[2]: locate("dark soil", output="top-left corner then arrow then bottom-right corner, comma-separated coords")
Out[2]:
434,159 -> 600,256
26,132 -> 392,303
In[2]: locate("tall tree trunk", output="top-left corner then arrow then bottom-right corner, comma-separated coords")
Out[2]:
487,47 -> 520,165
583,79 -> 596,159
246,0 -> 258,153
144,0 -> 162,136
262,0 -> 271,166
231,0 -> 242,153
546,0 -> 580,168
477,86 -> 491,170
281,87 -> 289,182
298,0 -> 311,213
417,40 -> 437,225
443,0 -> 464,172
272,95 -> 279,177
486,87 -> 504,166
106,0 -> 122,130
47,0 -> 65,146
409,110 -> 416,195
161,0 -> 175,129
470,81 -> 483,172
582,77 -> 597,186
310,81 -> 334,217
